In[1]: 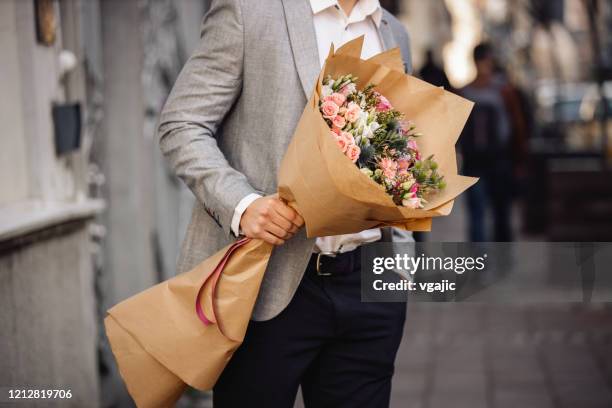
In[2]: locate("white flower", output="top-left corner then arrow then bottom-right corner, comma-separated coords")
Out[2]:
359,95 -> 367,108
361,121 -> 380,139
321,85 -> 333,97
355,111 -> 368,129
360,167 -> 373,177
344,83 -> 357,95
402,197 -> 422,209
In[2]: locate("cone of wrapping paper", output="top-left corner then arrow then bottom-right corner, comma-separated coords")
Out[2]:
105,36 -> 477,408
105,238 -> 272,408
278,36 -> 478,237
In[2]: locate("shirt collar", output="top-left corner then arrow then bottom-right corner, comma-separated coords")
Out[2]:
310,0 -> 383,27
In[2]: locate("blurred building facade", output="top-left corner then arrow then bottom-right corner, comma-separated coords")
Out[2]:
395,0 -> 611,85
0,0 -> 207,407
0,1 -> 102,406
396,0 -> 612,241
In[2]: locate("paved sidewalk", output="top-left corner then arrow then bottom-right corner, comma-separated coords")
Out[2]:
390,303 -> 612,408
384,198 -> 612,407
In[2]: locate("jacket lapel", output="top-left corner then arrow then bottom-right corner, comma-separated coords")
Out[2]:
378,14 -> 411,73
378,16 -> 397,52
281,0 -> 321,98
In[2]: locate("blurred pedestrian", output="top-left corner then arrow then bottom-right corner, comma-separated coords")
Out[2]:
459,42 -> 525,242
419,49 -> 451,91
415,49 -> 453,242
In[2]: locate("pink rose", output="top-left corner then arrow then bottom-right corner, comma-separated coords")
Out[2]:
332,115 -> 347,129
376,94 -> 392,112
345,102 -> 361,123
330,92 -> 347,106
339,83 -> 356,96
340,131 -> 355,145
321,101 -> 339,119
346,143 -> 361,163
335,134 -> 349,153
410,183 -> 419,194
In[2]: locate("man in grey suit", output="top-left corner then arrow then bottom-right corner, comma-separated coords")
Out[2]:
159,0 -> 413,406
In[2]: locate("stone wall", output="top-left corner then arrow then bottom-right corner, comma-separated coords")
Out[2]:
0,222 -> 99,407
0,0 -> 102,406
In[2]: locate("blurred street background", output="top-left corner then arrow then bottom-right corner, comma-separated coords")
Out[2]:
1,0 -> 611,407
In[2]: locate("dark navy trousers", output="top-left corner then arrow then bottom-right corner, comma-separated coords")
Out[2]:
213,248 -> 407,408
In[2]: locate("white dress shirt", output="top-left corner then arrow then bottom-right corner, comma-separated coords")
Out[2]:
231,0 -> 384,253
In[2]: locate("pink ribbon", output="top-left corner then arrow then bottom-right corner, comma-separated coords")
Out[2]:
195,237 -> 251,337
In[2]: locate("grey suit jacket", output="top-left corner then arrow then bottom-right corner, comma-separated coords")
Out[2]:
158,0 -> 412,321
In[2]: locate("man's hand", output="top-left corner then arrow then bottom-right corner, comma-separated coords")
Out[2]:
240,195 -> 304,245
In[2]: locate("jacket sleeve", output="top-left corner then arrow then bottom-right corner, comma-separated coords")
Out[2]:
158,0 -> 256,236
384,10 -> 413,75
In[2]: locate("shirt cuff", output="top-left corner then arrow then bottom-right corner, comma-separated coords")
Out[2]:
231,193 -> 263,236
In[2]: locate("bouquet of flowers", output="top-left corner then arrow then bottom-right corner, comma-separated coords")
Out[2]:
320,74 -> 445,209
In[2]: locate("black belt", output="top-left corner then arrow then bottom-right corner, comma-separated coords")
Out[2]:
307,247 -> 361,277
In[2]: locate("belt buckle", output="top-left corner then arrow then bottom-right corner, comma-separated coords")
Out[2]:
316,252 -> 336,276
